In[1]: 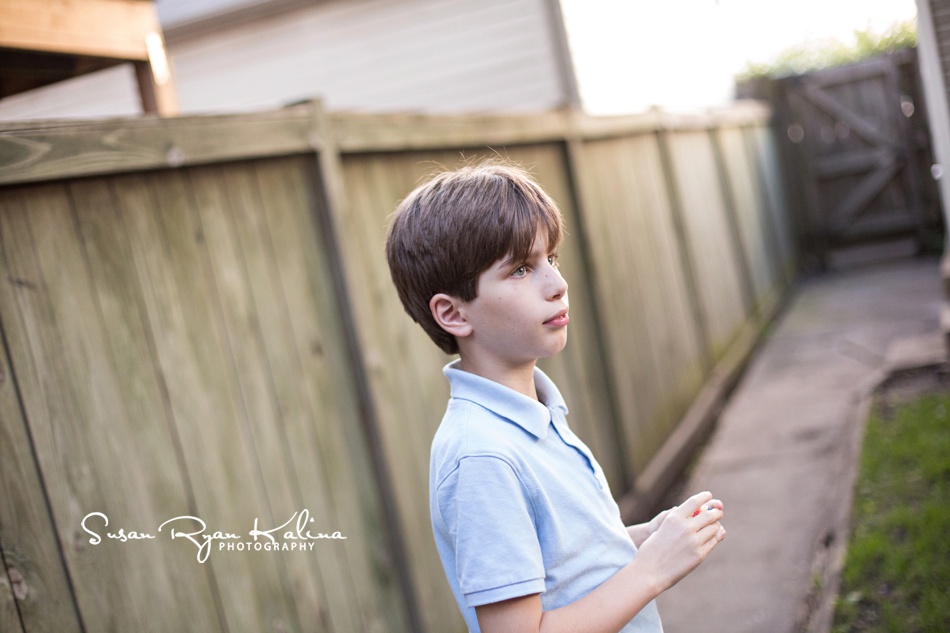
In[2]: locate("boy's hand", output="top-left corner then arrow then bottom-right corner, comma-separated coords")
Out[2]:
646,507 -> 673,535
634,491 -> 726,593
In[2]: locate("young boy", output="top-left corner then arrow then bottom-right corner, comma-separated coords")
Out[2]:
385,162 -> 725,633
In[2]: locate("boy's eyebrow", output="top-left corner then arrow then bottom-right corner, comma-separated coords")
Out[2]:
500,252 -> 522,267
501,243 -> 555,268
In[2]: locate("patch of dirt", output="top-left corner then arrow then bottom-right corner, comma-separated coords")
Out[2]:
872,362 -> 950,419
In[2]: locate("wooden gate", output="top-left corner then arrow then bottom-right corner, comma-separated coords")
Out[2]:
771,49 -> 943,267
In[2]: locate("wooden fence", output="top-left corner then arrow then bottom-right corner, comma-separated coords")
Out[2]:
0,100 -> 796,633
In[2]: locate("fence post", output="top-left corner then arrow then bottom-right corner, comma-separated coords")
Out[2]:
306,102 -> 423,633
654,122 -> 714,376
709,126 -> 757,317
560,109 -> 633,491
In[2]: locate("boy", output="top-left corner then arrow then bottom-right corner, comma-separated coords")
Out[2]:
386,162 -> 725,633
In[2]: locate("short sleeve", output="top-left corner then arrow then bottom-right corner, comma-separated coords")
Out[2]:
439,455 -> 547,607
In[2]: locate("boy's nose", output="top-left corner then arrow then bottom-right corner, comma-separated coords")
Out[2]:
547,267 -> 568,299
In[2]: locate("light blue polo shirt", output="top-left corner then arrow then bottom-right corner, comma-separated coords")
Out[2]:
430,360 -> 663,632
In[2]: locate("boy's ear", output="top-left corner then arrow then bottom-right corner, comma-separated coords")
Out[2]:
429,293 -> 472,338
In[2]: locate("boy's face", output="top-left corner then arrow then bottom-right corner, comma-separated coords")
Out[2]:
457,230 -> 569,370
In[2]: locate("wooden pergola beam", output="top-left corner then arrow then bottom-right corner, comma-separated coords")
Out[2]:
0,0 -> 158,59
0,0 -> 179,115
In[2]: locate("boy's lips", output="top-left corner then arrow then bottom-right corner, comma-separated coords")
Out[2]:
544,310 -> 570,327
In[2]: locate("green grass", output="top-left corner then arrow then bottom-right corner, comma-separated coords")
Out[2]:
831,385 -> 950,632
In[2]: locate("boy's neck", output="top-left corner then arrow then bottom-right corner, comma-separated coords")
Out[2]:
457,355 -> 539,401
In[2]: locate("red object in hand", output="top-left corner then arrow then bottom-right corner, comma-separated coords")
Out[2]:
691,506 -> 712,517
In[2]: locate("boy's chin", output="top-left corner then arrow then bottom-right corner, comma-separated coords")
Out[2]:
539,336 -> 568,358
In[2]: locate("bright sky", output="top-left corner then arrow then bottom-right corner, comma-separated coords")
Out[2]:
559,0 -> 919,114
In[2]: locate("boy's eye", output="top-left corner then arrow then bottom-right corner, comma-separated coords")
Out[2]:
548,254 -> 559,268
511,265 -> 527,278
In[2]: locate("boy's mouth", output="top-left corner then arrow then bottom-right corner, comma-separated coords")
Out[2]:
544,310 -> 570,327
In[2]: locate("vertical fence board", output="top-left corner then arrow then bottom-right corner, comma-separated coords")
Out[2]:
716,127 -> 780,308
0,183 -> 215,631
187,164 -> 339,631
750,124 -> 797,279
116,170 -> 302,631
209,161 -> 354,633
252,156 -> 408,633
571,135 -> 706,473
655,130 -> 714,376
0,188 -> 101,625
0,251 -> 80,633
667,131 -> 749,359
0,563 -> 23,633
68,177 -> 223,631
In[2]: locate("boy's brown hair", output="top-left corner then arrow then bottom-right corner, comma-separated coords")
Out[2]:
385,162 -> 564,354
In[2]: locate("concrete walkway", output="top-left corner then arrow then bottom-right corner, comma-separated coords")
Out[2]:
656,256 -> 945,633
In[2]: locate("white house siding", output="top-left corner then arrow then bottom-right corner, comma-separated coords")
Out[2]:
915,0 -> 950,227
0,64 -> 145,121
0,0 -> 573,120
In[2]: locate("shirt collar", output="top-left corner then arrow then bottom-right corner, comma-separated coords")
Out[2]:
443,360 -> 568,439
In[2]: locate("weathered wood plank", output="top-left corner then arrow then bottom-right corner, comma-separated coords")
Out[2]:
0,561 -> 23,633
0,191 -> 84,633
23,179 -> 226,630
709,127 -> 758,313
0,244 -> 80,633
716,127 -> 780,307
655,129 -> 714,375
620,277 -> 787,523
0,103 -> 772,188
0,104 -> 321,185
741,125 -> 794,287
666,130 -> 748,359
66,177 -> 222,631
253,157 -> 408,632
114,170 -> 301,631
0,184 -> 142,629
204,158 -> 382,632
330,110 -> 570,153
572,102 -> 771,141
749,124 -> 797,279
199,162 -> 344,633
569,135 -> 706,473
0,182 -> 198,630
329,104 -> 771,154
813,147 -> 894,179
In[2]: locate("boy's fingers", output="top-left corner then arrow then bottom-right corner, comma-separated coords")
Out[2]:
697,522 -> 726,546
693,509 -> 724,529
688,496 -> 724,519
698,525 -> 726,559
680,491 -> 714,517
